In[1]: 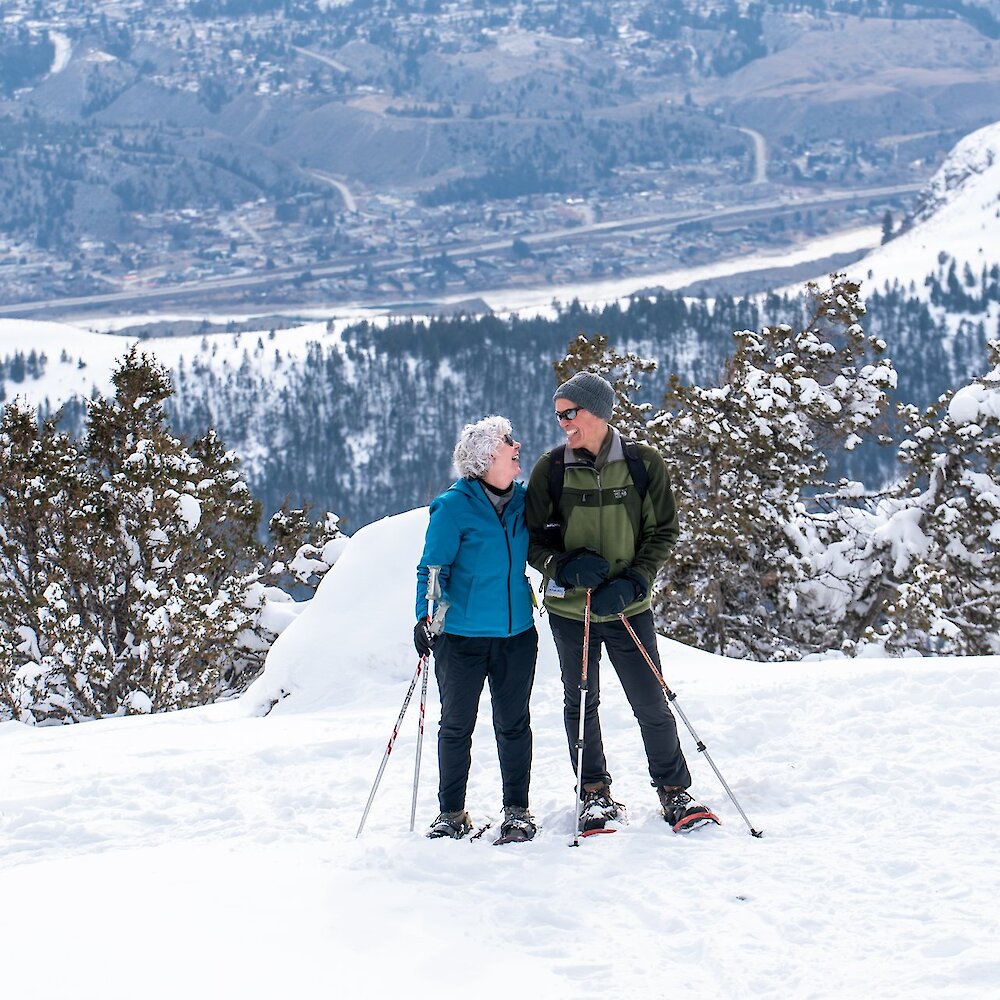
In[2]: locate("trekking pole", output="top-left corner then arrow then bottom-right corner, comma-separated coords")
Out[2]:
570,589 -> 593,847
618,614 -> 763,838
356,655 -> 425,838
409,566 -> 440,832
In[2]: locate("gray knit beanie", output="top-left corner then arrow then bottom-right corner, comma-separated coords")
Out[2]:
553,372 -> 615,420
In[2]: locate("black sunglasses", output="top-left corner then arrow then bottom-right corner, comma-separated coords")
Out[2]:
555,407 -> 583,422
502,433 -> 515,446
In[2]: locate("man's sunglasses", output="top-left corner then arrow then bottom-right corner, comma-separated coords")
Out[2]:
555,407 -> 583,422
502,433 -> 515,446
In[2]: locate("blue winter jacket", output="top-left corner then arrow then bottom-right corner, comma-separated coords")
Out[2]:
415,478 -> 535,638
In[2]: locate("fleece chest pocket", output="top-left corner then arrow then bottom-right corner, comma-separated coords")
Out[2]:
566,485 -> 631,506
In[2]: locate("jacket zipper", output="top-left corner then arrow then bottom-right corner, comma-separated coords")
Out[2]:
503,512 -> 513,636
579,465 -> 603,561
594,467 -> 603,558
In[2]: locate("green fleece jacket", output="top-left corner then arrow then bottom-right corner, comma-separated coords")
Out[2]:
525,428 -> 680,622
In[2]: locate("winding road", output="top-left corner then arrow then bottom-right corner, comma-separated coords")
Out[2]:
306,170 -> 359,214
734,126 -> 768,185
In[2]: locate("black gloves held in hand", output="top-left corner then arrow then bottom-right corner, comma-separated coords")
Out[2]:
552,547 -> 609,590
413,620 -> 436,658
590,569 -> 648,617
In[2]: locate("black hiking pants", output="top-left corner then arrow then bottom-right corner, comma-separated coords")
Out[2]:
549,609 -> 691,791
433,626 -> 537,813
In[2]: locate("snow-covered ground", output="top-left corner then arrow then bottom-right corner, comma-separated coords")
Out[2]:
2,510 -> 998,999
47,31 -> 72,76
0,318 -> 347,413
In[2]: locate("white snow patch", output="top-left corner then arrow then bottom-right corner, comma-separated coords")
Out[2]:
841,120 -> 1000,295
176,493 -> 201,533
48,31 -> 72,75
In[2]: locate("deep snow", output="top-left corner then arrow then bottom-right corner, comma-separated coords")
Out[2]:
2,509 -> 998,999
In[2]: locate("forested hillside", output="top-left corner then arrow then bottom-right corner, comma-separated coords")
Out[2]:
1,269 -> 995,534
155,278 -> 996,530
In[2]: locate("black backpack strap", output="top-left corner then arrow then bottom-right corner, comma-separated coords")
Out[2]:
547,444 -> 566,513
622,439 -> 649,500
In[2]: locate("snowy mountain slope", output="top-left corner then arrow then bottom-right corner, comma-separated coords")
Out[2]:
2,510 -> 998,999
846,119 -> 1000,293
3,122 -> 999,532
0,317 -> 347,414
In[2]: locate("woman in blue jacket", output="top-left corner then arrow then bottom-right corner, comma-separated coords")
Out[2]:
415,415 -> 538,844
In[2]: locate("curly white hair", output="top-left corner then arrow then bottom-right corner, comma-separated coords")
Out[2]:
452,415 -> 513,480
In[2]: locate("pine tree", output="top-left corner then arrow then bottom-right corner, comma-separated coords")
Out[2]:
0,348 -> 317,722
649,275 -> 895,658
0,404 -> 89,720
265,501 -> 346,592
864,342 -> 1000,654
553,332 -> 657,442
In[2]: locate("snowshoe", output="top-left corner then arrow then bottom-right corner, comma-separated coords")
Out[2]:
657,787 -> 720,833
493,806 -> 537,845
580,781 -> 627,835
426,810 -> 473,839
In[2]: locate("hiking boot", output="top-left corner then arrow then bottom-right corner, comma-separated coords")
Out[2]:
657,786 -> 720,833
580,780 -> 626,829
494,805 -> 537,845
426,809 -> 473,839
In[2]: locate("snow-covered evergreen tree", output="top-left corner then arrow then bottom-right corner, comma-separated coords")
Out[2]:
646,275 -> 896,658
0,403 -> 88,719
265,503 -> 347,593
553,332 -> 657,442
860,342 -> 1000,655
551,285 -> 1000,661
0,348 -> 341,723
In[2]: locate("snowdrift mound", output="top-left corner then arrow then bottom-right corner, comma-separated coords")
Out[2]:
243,503 -> 789,720
243,507 -> 431,715
849,119 -> 1000,291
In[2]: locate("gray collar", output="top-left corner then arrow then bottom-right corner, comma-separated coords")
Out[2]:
565,427 -> 621,471
478,479 -> 514,514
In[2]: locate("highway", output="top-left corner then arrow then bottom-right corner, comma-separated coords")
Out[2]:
0,182 -> 922,320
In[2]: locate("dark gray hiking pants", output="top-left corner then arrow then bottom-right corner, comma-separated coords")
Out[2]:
433,626 -> 537,813
549,609 -> 691,790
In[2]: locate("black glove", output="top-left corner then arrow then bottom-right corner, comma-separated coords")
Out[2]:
552,548 -> 609,589
590,570 -> 647,617
413,620 -> 436,658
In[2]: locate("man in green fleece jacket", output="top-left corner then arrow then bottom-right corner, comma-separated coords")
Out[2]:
526,372 -> 718,833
